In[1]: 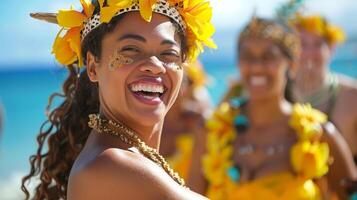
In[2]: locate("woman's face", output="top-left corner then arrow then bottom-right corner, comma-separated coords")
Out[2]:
238,37 -> 292,100
298,29 -> 332,81
87,12 -> 184,128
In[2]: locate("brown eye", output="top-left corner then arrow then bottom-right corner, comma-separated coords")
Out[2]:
119,46 -> 141,55
160,50 -> 180,62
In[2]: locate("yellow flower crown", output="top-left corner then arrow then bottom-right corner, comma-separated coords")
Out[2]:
31,0 -> 217,67
293,14 -> 346,46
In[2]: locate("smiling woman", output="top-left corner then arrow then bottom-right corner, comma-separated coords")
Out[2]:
21,0 -> 215,199
188,16 -> 357,200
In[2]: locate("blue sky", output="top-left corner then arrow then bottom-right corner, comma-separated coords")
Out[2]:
1,0 -> 357,68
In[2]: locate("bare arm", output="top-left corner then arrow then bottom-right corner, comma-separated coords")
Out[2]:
68,148 -> 207,200
322,122 -> 357,199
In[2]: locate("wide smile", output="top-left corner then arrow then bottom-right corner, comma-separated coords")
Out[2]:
248,75 -> 269,87
128,77 -> 167,105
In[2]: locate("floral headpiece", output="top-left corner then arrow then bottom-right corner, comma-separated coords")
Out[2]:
30,0 -> 217,67
239,16 -> 300,60
292,14 -> 346,46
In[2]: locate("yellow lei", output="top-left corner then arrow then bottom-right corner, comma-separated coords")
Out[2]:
202,102 -> 330,200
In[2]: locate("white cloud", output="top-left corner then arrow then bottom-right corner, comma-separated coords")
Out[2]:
0,172 -> 28,200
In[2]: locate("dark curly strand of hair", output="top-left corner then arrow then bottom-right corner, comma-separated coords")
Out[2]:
20,4 -> 125,199
21,1 -> 188,198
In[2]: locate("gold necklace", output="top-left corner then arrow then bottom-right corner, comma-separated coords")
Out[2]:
88,114 -> 186,187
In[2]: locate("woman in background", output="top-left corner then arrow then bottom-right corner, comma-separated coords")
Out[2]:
291,14 -> 357,166
189,16 -> 357,200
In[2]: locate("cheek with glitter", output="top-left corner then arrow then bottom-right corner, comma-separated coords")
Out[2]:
108,51 -> 134,71
165,62 -> 182,71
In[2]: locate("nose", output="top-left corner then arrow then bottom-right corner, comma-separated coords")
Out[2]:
249,60 -> 265,73
139,56 -> 166,75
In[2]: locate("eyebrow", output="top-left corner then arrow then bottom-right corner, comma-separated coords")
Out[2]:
118,34 -> 146,42
161,39 -> 178,46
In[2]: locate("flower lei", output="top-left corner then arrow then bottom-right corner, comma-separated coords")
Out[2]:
292,14 -> 346,46
52,0 -> 216,67
202,100 -> 330,200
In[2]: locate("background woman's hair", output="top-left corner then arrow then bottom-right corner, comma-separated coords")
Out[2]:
21,1 -> 188,199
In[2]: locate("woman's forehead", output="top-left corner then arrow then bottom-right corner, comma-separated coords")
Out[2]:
240,37 -> 281,53
110,12 -> 178,42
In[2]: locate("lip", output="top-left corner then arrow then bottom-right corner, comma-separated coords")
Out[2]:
128,76 -> 168,106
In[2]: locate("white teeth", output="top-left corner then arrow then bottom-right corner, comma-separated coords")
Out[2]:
142,95 -> 155,100
250,76 -> 267,86
130,83 -> 164,94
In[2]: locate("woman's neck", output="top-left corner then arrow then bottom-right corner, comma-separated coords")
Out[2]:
99,108 -> 163,151
247,96 -> 291,127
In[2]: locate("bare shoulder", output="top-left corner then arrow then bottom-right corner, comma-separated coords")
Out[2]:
321,122 -> 357,178
67,148 -> 206,200
337,74 -> 357,97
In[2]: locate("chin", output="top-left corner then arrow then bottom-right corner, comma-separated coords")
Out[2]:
249,91 -> 276,101
130,107 -> 166,127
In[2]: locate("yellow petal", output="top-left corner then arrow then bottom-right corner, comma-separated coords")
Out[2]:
98,0 -> 105,8
52,29 -> 77,65
139,0 -> 156,22
66,27 -> 83,67
57,10 -> 86,28
80,0 -> 94,17
108,0 -> 132,7
100,6 -> 120,23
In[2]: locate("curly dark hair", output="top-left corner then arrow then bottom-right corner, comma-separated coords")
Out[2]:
21,1 -> 188,199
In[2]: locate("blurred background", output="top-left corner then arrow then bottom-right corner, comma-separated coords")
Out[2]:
0,0 -> 356,199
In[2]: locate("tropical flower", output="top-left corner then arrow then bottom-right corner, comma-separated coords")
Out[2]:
98,0 -> 133,23
293,14 -> 346,45
202,145 -> 233,185
291,141 -> 329,179
281,178 -> 321,200
325,24 -> 346,45
53,0 -> 94,67
176,0 -> 217,60
289,104 -> 327,141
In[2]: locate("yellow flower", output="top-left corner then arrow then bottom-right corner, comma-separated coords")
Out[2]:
281,179 -> 321,200
53,0 -> 94,67
207,183 -> 230,200
293,14 -> 346,45
297,15 -> 324,35
202,145 -> 233,185
290,104 -> 327,141
325,24 -> 346,45
52,27 -> 82,66
229,184 -> 278,200
98,0 -> 133,23
139,0 -> 157,21
178,0 -> 217,60
291,141 -> 329,179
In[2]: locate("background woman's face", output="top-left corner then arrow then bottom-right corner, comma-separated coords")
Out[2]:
88,12 -> 184,128
238,37 -> 291,100
297,29 -> 332,84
